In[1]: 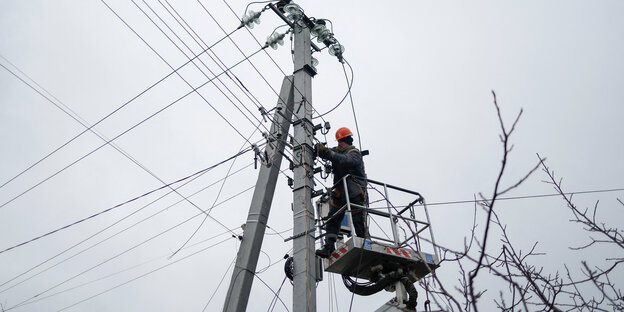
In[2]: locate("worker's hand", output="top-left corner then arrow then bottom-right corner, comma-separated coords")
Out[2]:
315,143 -> 330,159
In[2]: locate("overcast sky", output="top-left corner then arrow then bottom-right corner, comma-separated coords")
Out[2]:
1,1 -> 623,311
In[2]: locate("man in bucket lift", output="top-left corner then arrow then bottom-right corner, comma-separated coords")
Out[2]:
314,127 -> 367,258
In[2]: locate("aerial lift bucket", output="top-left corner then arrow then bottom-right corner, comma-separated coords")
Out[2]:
316,176 -> 440,311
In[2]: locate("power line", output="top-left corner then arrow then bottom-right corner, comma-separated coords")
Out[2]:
0,59 -> 87,129
169,125 -> 262,259
204,0 -> 325,130
159,0 -> 313,166
0,162 -> 254,294
105,0 -> 254,143
107,0 -> 307,259
135,0 -> 269,132
203,256 -> 237,311
160,0 -> 271,116
422,187 -> 624,207
7,185 -> 255,310
132,0 -> 327,250
220,0 -> 328,123
0,44 -> 266,210
0,52 -> 238,257
0,19 -> 239,191
362,188 -> 624,211
221,0 -> 353,140
0,148 -> 254,256
120,0 -> 303,181
51,235 -> 235,312
9,230 -> 233,309
194,2 -> 334,193
343,59 -> 362,150
312,56 -> 354,120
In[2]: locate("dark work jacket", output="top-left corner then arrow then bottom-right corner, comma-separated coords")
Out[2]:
327,145 -> 367,200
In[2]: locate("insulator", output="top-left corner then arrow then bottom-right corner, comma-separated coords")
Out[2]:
283,3 -> 303,21
266,32 -> 286,50
311,24 -> 326,37
241,10 -> 261,28
311,56 -> 319,71
316,28 -> 332,43
328,43 -> 345,57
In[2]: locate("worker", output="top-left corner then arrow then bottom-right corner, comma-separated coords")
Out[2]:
314,127 -> 367,258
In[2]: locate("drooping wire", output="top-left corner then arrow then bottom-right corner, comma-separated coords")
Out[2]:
243,0 -> 277,17
203,256 -> 237,311
343,59 -> 362,150
222,266 -> 291,312
0,147 -> 253,256
267,277 -> 288,312
249,272 -> 291,312
10,229 -> 233,308
312,55 -> 354,120
50,235 -> 236,312
7,185 -> 255,311
168,123 -> 262,259
0,162 -> 253,294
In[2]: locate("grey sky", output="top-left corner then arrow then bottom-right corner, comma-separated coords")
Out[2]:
1,0 -> 623,311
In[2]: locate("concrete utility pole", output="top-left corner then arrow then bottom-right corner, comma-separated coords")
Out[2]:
222,76 -> 294,312
290,21 -> 317,312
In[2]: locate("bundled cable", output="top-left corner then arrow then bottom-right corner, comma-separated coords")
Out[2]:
342,272 -> 418,310
342,272 -> 399,296
401,276 -> 418,310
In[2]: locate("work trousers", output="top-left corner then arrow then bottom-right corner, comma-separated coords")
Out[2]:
325,191 -> 367,241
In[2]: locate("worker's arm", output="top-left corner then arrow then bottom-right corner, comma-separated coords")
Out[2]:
327,148 -> 362,168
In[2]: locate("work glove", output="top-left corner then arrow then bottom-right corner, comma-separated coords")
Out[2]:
315,143 -> 331,160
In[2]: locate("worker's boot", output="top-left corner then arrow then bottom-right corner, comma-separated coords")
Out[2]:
315,238 -> 335,259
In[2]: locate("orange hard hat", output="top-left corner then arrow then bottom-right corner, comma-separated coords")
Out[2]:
335,127 -> 353,141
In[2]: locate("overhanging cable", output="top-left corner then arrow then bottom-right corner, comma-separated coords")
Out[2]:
10,230 -> 233,308
343,59 -> 362,150
0,148 -> 254,255
363,187 -> 624,210
127,0 -> 306,182
0,162 -> 254,294
0,46 -> 266,210
2,46 -> 233,260
312,57 -> 354,120
6,185 -> 254,310
51,235 -> 235,312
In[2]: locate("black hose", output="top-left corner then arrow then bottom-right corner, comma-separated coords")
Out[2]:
342,272 -> 400,296
400,277 -> 418,310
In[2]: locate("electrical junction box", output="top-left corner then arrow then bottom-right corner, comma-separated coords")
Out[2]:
316,197 -> 351,236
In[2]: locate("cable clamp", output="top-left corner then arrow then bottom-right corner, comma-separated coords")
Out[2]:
251,144 -> 269,169
259,107 -> 268,122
